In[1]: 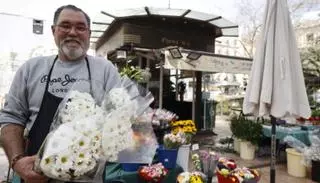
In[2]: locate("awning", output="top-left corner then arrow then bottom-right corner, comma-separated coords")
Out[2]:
163,50 -> 252,74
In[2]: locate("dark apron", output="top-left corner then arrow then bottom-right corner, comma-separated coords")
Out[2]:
26,56 -> 92,156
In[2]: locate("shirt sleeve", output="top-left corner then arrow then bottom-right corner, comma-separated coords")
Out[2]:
0,63 -> 29,127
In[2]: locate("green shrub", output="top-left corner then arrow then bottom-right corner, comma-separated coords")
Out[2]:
230,116 -> 263,146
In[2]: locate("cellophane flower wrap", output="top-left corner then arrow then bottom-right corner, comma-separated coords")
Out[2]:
284,129 -> 320,167
101,76 -> 157,164
34,77 -> 156,182
191,150 -> 219,179
34,80 -> 107,182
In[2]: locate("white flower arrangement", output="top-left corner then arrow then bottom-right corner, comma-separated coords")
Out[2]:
58,91 -> 99,124
37,77 -> 156,181
39,122 -> 101,180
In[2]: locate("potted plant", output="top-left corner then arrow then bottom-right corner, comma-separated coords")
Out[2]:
229,115 -> 243,153
237,118 -> 263,160
120,65 -> 151,83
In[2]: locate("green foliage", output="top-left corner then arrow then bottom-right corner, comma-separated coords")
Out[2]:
312,109 -> 320,117
120,65 -> 143,82
230,115 -> 263,146
230,115 -> 242,138
301,45 -> 320,94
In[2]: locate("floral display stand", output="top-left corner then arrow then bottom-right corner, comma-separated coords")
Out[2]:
103,163 -> 183,183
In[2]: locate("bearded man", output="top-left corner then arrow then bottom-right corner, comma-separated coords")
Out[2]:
0,5 -> 121,183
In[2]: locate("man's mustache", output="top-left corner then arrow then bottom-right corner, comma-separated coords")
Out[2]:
62,39 -> 81,44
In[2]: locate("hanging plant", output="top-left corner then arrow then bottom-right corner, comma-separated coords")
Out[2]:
120,65 -> 151,83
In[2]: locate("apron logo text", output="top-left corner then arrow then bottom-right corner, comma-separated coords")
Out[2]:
40,74 -> 77,86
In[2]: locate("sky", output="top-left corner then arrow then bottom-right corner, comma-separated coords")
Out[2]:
0,0 -> 258,54
0,0 -> 319,56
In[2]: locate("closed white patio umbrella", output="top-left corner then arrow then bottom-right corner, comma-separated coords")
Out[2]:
242,0 -> 311,182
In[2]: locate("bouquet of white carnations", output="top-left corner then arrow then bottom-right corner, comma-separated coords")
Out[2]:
35,77 -> 156,182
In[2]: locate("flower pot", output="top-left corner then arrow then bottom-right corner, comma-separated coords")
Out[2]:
286,148 -> 306,177
240,141 -> 255,160
233,138 -> 241,153
176,144 -> 191,171
157,148 -> 178,169
312,160 -> 320,182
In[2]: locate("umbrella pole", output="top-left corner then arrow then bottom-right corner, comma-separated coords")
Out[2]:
270,115 -> 277,183
270,1 -> 278,182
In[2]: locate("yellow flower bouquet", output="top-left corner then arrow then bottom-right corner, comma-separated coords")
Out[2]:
169,120 -> 197,144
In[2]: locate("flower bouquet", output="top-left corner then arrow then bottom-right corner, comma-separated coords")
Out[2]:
216,158 -> 260,183
145,108 -> 177,145
177,171 -> 206,183
163,132 -> 186,150
138,163 -> 168,183
157,132 -> 186,169
191,150 -> 219,182
34,80 -> 106,181
169,120 -> 197,144
34,77 -> 156,181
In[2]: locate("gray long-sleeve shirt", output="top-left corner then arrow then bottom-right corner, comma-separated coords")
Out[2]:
0,55 -> 121,131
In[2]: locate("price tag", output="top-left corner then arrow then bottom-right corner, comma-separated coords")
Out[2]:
192,143 -> 199,151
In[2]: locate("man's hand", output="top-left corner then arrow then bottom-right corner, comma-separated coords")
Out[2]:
13,155 -> 49,183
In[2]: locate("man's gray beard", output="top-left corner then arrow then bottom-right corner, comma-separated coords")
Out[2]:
61,45 -> 85,61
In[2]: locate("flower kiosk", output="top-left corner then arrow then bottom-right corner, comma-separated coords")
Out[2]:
89,6 -> 253,183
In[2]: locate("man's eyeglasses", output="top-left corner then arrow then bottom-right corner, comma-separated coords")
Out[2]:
54,24 -> 89,33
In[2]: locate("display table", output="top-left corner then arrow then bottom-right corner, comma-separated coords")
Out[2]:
262,125 -> 311,145
11,163 -> 183,183
103,163 -> 183,183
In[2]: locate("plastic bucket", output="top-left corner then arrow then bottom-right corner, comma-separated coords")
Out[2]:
312,160 -> 320,182
157,148 -> 178,169
233,138 -> 241,153
240,141 -> 255,160
121,163 -> 144,172
286,148 -> 306,177
176,144 -> 190,171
